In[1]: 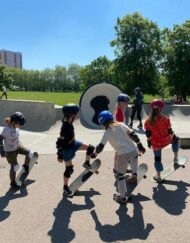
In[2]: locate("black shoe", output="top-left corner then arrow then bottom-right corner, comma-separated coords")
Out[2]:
113,193 -> 127,204
128,122 -> 133,128
10,181 -> 21,190
63,185 -> 74,197
83,161 -> 91,170
137,123 -> 143,129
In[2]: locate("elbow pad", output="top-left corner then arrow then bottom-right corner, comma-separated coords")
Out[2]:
129,131 -> 140,143
56,137 -> 64,148
96,143 -> 104,154
145,130 -> 151,138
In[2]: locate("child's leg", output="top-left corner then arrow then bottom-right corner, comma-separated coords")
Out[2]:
79,143 -> 95,169
127,151 -> 138,183
64,160 -> 73,186
153,150 -> 163,177
114,154 -> 128,198
172,140 -> 179,162
17,146 -> 32,173
5,151 -> 19,184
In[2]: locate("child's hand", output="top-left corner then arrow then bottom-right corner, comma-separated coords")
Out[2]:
57,158 -> 63,163
147,139 -> 152,148
91,153 -> 97,159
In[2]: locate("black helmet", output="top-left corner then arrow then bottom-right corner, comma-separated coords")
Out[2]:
62,104 -> 80,117
10,112 -> 26,125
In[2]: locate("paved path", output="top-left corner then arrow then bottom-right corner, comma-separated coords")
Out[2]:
0,103 -> 190,243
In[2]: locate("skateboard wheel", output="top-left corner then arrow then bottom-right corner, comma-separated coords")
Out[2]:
182,165 -> 185,168
95,171 -> 99,174
143,175 -> 147,179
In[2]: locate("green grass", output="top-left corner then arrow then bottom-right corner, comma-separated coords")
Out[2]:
7,91 -> 82,106
5,91 -> 189,105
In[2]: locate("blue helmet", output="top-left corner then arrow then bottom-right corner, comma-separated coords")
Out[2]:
62,104 -> 80,117
98,111 -> 113,125
10,112 -> 26,125
117,93 -> 130,102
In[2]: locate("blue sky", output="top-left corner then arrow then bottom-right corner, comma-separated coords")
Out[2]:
0,0 -> 189,70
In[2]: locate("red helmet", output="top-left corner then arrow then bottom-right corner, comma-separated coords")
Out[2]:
150,99 -> 164,109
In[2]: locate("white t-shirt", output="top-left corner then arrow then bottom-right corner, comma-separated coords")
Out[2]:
0,126 -> 20,152
100,123 -> 137,155
2,86 -> 6,92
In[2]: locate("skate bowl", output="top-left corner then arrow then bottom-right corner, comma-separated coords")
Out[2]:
0,99 -> 62,132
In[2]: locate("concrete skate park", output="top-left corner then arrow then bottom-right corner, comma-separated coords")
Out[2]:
0,98 -> 190,243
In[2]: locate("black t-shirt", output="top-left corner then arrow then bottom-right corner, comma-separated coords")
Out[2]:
59,121 -> 75,149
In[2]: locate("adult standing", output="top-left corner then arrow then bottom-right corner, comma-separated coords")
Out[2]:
0,86 -> 8,99
128,87 -> 143,129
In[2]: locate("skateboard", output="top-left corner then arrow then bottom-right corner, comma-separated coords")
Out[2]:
15,152 -> 39,186
159,155 -> 188,181
69,159 -> 101,195
125,163 -> 148,201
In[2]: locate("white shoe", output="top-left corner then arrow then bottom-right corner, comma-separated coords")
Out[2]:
153,175 -> 163,182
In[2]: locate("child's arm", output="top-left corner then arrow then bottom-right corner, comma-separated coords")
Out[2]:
0,135 -> 5,157
128,130 -> 146,154
56,137 -> 65,162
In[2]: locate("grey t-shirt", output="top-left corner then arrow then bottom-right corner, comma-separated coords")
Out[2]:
0,126 -> 20,152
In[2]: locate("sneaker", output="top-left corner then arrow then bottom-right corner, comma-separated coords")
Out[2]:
173,158 -> 179,165
10,181 -> 21,190
153,175 -> 163,182
63,185 -> 74,197
128,122 -> 133,128
137,123 -> 143,129
83,161 -> 91,170
113,193 -> 127,204
127,175 -> 137,184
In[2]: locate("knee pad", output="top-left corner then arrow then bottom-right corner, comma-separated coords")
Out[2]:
115,172 -> 125,180
86,144 -> 95,156
64,165 -> 74,178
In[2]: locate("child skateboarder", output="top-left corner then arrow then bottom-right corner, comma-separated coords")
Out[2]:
56,104 -> 95,197
114,93 -> 130,123
91,110 -> 146,203
0,112 -> 36,189
144,99 -> 179,182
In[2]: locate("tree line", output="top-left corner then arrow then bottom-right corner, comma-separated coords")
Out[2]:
0,12 -> 190,100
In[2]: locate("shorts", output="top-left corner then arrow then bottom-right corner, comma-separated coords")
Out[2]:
62,140 -> 82,162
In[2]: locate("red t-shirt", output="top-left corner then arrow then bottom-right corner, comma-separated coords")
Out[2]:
115,106 -> 125,122
144,115 -> 172,150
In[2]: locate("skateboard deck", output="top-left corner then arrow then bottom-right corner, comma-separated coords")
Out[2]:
160,155 -> 188,181
69,159 -> 101,195
126,163 -> 148,200
15,152 -> 38,186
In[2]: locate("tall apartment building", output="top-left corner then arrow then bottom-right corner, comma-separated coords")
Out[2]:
0,49 -> 22,69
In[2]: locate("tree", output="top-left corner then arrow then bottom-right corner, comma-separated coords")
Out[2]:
163,21 -> 190,101
80,56 -> 112,89
0,65 -> 14,88
67,64 -> 82,92
110,12 -> 162,95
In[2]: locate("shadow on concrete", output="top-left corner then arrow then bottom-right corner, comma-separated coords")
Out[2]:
0,180 -> 34,222
90,200 -> 154,242
152,180 -> 190,215
48,189 -> 100,243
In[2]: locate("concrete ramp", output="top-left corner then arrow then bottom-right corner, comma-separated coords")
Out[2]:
0,100 -> 62,132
